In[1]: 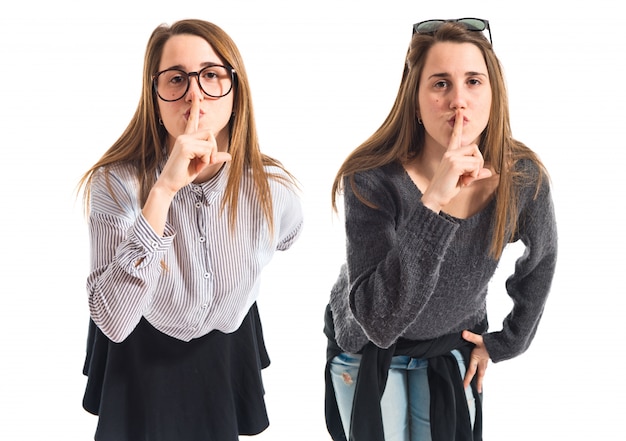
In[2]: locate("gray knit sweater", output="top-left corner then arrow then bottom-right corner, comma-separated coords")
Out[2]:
329,159 -> 557,363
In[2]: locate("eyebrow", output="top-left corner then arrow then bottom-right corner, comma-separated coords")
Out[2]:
160,61 -> 223,71
428,71 -> 488,80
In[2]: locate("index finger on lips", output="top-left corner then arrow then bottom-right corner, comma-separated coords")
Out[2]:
448,109 -> 464,151
184,98 -> 200,134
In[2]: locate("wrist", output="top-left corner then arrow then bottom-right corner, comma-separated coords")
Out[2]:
150,181 -> 178,202
420,194 -> 442,214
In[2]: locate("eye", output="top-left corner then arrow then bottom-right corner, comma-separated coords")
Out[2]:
434,80 -> 448,89
468,78 -> 482,86
201,66 -> 226,82
161,70 -> 187,86
202,71 -> 218,80
170,74 -> 185,85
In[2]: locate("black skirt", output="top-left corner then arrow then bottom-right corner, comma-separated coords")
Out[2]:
82,303 -> 271,441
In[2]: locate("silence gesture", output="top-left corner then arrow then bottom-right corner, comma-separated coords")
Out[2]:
421,109 -> 492,213
158,97 -> 232,195
142,97 -> 232,235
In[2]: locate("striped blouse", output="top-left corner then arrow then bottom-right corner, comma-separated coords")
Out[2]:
87,161 -> 303,343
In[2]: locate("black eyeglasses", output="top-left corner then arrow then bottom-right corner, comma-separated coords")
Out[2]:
412,18 -> 492,44
153,64 -> 236,102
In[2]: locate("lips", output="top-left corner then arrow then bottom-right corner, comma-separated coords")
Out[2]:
448,115 -> 468,126
184,109 -> 204,120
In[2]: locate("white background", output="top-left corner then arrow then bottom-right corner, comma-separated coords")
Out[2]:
1,0 -> 624,440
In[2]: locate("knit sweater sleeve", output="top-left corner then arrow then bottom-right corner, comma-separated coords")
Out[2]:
344,168 -> 459,349
483,169 -> 558,362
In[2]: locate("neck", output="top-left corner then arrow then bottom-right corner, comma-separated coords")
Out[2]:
410,137 -> 446,182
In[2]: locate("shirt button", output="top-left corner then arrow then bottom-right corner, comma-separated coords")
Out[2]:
195,202 -> 202,208
151,241 -> 158,248
203,272 -> 210,279
199,236 -> 206,243
201,303 -> 208,309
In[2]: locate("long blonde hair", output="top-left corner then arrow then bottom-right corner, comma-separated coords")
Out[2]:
332,22 -> 548,258
78,19 -> 296,233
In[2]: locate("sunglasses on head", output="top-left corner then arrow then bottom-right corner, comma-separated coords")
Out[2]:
412,18 -> 492,44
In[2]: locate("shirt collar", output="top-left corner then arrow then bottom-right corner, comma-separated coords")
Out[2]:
157,159 -> 229,204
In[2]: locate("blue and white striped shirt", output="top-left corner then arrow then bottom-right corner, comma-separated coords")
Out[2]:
87,161 -> 303,342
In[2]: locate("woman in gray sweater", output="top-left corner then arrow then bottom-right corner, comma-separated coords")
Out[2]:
324,19 -> 557,441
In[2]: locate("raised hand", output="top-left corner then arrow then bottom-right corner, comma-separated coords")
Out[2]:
157,97 -> 232,195
141,98 -> 232,236
421,109 -> 492,213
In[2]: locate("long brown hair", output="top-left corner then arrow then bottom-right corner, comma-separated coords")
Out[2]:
78,19 -> 296,233
332,22 -> 548,258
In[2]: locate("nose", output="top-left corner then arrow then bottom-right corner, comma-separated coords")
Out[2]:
185,73 -> 204,101
449,86 -> 467,110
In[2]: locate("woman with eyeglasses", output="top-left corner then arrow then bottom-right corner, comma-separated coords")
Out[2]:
324,19 -> 557,441
78,19 -> 303,441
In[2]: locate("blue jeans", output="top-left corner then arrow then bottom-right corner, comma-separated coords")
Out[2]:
330,350 -> 475,441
